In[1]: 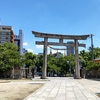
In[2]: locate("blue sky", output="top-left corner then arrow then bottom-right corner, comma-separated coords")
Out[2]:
0,0 -> 100,54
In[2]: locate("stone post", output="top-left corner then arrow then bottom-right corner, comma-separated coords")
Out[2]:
23,67 -> 26,78
12,67 -> 14,79
42,37 -> 48,79
29,66 -> 32,78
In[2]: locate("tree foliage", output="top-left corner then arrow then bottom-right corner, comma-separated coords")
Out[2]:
35,55 -> 43,72
0,42 -> 22,71
79,47 -> 100,71
47,55 -> 57,73
86,61 -> 100,71
0,42 -> 100,77
24,52 -> 36,68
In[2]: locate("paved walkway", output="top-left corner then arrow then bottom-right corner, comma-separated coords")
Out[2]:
23,77 -> 100,100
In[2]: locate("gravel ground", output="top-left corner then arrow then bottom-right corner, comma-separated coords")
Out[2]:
0,79 -> 43,100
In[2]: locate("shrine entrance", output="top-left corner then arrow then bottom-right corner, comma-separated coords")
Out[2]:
32,31 -> 90,79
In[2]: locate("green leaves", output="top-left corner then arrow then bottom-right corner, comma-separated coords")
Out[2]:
24,52 -> 36,68
86,61 -> 100,71
47,55 -> 57,73
47,55 -> 75,75
35,55 -> 43,72
79,48 -> 100,71
0,42 -> 21,71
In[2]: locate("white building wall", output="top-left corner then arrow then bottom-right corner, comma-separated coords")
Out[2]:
14,40 -> 18,46
19,29 -> 23,55
14,29 -> 24,55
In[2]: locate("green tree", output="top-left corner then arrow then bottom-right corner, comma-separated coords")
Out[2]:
79,50 -> 90,61
24,52 -> 36,78
47,55 -> 57,74
0,42 -> 21,71
24,52 -> 36,68
59,55 -> 75,76
79,48 -> 100,68
35,55 -> 43,72
89,47 -> 100,59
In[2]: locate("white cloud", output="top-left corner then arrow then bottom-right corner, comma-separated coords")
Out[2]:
27,48 -> 34,53
36,45 -> 43,49
48,49 -> 64,55
35,53 -> 38,55
23,42 -> 28,46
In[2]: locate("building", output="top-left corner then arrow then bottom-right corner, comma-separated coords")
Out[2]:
38,53 -> 43,55
64,50 -> 67,56
23,48 -> 28,54
50,49 -> 52,56
0,25 -> 14,44
14,29 -> 24,54
0,25 -> 24,54
67,41 -> 74,55
0,25 -> 25,78
53,52 -> 63,58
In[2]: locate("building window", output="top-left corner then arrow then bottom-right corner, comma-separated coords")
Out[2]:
6,33 -> 9,35
6,37 -> 9,39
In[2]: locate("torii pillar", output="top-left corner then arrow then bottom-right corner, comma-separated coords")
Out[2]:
42,37 -> 48,79
74,39 -> 81,79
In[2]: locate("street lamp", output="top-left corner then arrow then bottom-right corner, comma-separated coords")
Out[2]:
67,60 -> 71,77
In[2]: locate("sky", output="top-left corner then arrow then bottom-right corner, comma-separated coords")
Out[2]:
0,0 -> 100,54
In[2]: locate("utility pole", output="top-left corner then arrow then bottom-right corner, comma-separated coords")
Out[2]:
91,34 -> 94,60
0,18 -> 1,25
69,47 -> 72,77
69,53 -> 71,77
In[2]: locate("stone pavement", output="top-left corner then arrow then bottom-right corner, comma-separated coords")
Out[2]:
23,77 -> 100,100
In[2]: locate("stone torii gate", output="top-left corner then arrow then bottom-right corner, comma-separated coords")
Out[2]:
32,31 -> 90,79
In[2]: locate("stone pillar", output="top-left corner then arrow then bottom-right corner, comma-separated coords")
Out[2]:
74,39 -> 81,79
20,67 -> 25,78
23,67 -> 26,77
29,66 -> 32,78
20,68 -> 23,78
12,67 -> 14,79
42,37 -> 48,79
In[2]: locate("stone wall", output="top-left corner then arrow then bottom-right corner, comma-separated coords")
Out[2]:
86,69 -> 100,78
